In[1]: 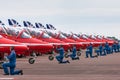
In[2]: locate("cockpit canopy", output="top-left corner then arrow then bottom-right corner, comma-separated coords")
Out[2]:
59,34 -> 66,39
82,35 -> 88,39
91,35 -> 97,39
26,28 -> 51,38
72,35 -> 79,39
2,26 -> 31,38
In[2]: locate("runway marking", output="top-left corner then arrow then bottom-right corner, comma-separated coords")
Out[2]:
0,78 -> 14,80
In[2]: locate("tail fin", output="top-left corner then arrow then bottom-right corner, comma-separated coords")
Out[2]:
35,23 -> 39,28
23,21 -> 28,27
8,19 -> 13,26
23,21 -> 35,28
49,24 -> 56,30
0,20 -> 5,26
8,19 -> 21,27
46,24 -> 56,30
46,24 -> 51,29
35,23 -> 46,29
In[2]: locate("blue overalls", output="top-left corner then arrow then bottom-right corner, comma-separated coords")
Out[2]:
104,43 -> 111,54
86,44 -> 94,58
116,43 -> 120,52
2,50 -> 21,75
96,44 -> 103,56
70,46 -> 79,60
112,43 -> 117,53
56,47 -> 68,63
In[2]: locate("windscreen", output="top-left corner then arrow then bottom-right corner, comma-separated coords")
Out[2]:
42,33 -> 51,38
5,27 -> 31,38
5,27 -> 19,36
97,36 -> 102,39
72,35 -> 79,39
59,34 -> 66,39
21,32 -> 31,38
91,35 -> 96,39
47,31 -> 56,37
82,35 -> 88,39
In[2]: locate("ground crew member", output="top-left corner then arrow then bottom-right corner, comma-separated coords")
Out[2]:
104,42 -> 111,54
2,46 -> 23,75
69,45 -> 79,60
95,44 -> 106,56
86,43 -> 94,58
56,45 -> 70,64
116,42 -> 120,52
112,42 -> 117,53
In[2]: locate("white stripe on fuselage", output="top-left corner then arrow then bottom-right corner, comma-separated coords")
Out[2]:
21,43 -> 52,46
0,44 -> 26,46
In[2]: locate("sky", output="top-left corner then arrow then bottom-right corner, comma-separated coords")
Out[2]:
0,0 -> 120,39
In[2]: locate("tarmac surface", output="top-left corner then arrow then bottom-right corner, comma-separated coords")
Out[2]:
0,51 -> 120,80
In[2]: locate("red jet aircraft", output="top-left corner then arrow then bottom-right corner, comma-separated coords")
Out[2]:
0,20 -> 53,56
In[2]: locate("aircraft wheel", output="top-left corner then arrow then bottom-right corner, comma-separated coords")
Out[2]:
77,51 -> 81,56
0,62 -> 3,69
64,54 -> 69,58
29,58 -> 35,64
48,55 -> 54,61
36,53 -> 40,56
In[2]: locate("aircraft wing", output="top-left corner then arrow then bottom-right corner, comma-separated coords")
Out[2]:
0,44 -> 26,46
49,43 -> 69,46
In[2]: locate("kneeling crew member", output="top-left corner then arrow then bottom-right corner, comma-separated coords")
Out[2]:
69,45 -> 79,60
86,43 -> 94,58
2,46 -> 23,75
56,45 -> 70,64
